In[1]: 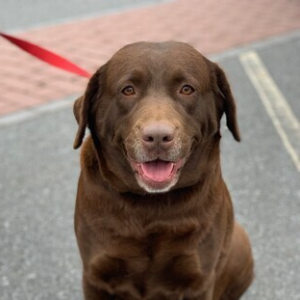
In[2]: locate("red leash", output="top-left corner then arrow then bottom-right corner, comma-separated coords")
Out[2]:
0,32 -> 91,78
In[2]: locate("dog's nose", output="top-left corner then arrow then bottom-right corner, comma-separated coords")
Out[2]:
142,122 -> 175,149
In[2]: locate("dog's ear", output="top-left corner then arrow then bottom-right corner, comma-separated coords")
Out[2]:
73,70 -> 101,149
73,95 -> 84,125
213,63 -> 241,142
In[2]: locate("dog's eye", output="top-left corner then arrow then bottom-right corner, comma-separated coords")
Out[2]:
122,86 -> 135,96
180,85 -> 195,95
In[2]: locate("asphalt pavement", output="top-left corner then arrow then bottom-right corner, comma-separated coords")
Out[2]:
0,0 -> 170,31
0,27 -> 300,300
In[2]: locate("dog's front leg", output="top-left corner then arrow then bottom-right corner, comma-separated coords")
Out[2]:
83,275 -> 114,300
184,275 -> 215,300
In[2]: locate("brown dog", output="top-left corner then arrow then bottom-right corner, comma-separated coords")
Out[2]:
73,41 -> 254,300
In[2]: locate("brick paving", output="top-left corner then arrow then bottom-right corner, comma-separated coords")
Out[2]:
0,0 -> 300,116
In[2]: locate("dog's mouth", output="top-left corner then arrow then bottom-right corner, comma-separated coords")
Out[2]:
141,160 -> 176,182
129,159 -> 184,193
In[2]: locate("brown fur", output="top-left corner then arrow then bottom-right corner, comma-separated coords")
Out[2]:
73,41 -> 254,300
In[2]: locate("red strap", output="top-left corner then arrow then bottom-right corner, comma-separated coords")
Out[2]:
0,32 -> 91,78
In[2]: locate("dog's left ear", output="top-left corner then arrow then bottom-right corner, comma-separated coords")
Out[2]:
213,63 -> 241,142
73,69 -> 101,149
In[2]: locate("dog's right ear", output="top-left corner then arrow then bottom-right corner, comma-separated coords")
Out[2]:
73,70 -> 101,149
73,95 -> 84,125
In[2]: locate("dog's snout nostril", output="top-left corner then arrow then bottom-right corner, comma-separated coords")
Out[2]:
144,135 -> 155,143
162,134 -> 173,143
142,122 -> 175,146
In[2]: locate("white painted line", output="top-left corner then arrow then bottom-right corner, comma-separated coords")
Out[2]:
239,51 -> 300,172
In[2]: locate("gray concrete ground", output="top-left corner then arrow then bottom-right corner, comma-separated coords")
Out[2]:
0,0 -> 171,31
1,30 -> 300,300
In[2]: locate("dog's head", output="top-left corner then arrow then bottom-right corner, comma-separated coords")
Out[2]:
73,42 -> 240,194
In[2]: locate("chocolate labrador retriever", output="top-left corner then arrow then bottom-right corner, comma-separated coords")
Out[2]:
73,41 -> 254,300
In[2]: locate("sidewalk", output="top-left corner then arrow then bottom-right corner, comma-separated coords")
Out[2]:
1,0 -> 300,116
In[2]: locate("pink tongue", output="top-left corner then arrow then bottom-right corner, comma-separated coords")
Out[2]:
141,160 -> 174,182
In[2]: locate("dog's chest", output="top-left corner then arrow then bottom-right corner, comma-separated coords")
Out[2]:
89,221 -> 207,299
